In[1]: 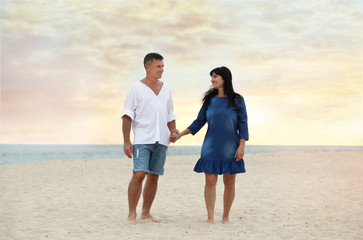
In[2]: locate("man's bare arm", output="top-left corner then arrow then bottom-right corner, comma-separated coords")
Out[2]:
122,116 -> 133,158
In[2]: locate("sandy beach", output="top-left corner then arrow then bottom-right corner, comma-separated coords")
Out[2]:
1,149 -> 362,240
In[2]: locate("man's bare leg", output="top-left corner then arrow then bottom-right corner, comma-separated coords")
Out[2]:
141,173 -> 160,223
128,171 -> 146,223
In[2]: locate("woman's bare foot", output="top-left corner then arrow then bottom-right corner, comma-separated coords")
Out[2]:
222,217 -> 230,224
207,217 -> 214,224
141,213 -> 161,223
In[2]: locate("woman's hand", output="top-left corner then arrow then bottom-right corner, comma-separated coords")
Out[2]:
170,133 -> 180,143
170,129 -> 192,143
170,129 -> 180,143
234,145 -> 245,161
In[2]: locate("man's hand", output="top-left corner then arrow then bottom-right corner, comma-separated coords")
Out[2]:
169,129 -> 179,143
123,142 -> 133,158
122,116 -> 133,158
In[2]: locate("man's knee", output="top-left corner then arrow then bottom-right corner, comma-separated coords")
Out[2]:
132,171 -> 147,182
146,173 -> 159,184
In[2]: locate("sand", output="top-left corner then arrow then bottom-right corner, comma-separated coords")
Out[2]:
0,149 -> 362,240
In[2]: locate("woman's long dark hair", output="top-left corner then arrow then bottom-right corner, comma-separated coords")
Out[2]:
202,66 -> 239,110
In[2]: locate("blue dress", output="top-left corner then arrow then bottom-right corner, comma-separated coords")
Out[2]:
188,95 -> 249,174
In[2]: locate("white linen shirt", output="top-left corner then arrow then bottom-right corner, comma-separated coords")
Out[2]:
121,81 -> 177,146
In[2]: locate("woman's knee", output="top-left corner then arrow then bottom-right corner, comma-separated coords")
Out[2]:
205,174 -> 218,187
223,174 -> 236,187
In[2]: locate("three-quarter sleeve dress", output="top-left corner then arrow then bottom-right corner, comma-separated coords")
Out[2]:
188,95 -> 249,174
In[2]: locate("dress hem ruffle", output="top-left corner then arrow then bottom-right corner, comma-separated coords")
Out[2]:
193,157 -> 246,175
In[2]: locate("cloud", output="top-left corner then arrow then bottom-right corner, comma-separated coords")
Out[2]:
1,0 -> 362,145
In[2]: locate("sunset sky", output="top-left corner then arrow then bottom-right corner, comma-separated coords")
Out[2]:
1,0 -> 362,146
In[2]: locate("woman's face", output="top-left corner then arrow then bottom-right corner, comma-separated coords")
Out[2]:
211,73 -> 224,90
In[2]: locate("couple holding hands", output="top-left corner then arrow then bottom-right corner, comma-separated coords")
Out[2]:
121,53 -> 248,224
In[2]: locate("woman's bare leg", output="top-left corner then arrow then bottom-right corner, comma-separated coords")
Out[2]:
222,174 -> 236,223
204,173 -> 218,223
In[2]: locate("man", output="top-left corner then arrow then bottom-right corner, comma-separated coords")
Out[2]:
121,53 -> 178,224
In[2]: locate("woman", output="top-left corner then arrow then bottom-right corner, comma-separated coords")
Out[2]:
172,66 -> 249,224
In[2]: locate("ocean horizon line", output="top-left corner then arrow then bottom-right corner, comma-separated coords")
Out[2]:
1,144 -> 362,165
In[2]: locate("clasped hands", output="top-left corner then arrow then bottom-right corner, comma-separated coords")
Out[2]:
169,129 -> 181,143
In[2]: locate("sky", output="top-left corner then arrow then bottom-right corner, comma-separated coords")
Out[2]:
0,0 -> 362,146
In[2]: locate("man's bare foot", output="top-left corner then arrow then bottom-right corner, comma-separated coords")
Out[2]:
222,217 -> 230,224
141,214 -> 160,223
127,213 -> 137,224
207,217 -> 214,224
127,217 -> 136,225
127,218 -> 136,225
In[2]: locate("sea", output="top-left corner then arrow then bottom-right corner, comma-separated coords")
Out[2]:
0,144 -> 362,165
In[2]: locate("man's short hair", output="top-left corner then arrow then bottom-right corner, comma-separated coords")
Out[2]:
144,52 -> 163,65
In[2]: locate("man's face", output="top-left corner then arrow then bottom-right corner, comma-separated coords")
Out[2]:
146,59 -> 164,79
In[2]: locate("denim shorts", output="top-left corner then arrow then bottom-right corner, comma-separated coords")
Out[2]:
133,143 -> 168,175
